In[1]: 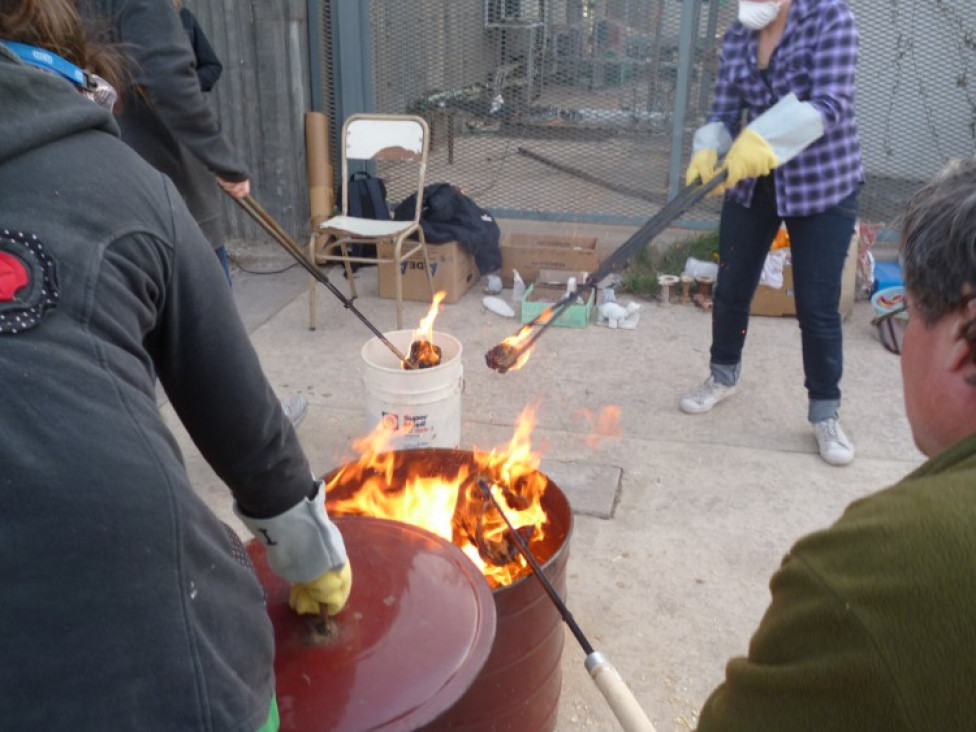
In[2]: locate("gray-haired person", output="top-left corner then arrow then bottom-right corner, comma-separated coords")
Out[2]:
696,156 -> 976,729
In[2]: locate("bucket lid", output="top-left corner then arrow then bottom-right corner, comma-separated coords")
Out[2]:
247,515 -> 496,731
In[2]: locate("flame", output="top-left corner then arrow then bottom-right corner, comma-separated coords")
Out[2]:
414,291 -> 446,342
492,303 -> 558,372
575,405 -> 622,448
403,291 -> 447,370
325,404 -> 551,588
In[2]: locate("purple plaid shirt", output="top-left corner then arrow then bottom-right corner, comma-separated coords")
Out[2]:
708,0 -> 864,216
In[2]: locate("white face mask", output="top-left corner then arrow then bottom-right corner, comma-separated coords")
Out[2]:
738,0 -> 783,31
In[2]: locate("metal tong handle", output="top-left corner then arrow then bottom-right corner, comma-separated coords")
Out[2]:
514,172 -> 728,340
232,194 -> 410,365
477,480 -> 657,732
590,171 -> 728,283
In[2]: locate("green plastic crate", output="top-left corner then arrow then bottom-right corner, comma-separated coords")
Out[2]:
521,284 -> 594,328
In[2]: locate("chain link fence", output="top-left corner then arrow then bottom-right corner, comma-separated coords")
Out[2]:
314,0 -> 976,232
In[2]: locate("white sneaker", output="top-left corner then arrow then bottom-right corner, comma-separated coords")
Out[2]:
814,418 -> 855,466
680,376 -> 737,414
281,394 -> 309,428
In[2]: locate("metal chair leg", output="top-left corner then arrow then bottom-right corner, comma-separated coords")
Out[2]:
338,240 -> 358,299
418,232 -> 434,299
307,233 -> 318,330
394,262 -> 403,330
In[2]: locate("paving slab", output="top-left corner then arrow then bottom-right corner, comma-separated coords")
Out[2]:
164,234 -> 922,732
540,459 -> 623,519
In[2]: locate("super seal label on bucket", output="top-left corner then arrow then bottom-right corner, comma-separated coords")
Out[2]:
381,412 -> 429,433
363,330 -> 463,450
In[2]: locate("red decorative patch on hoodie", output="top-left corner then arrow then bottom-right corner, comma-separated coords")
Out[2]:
0,229 -> 60,334
0,251 -> 28,301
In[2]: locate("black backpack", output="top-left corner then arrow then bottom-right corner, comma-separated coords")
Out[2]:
345,171 -> 391,222
341,171 -> 389,262
393,183 -> 502,275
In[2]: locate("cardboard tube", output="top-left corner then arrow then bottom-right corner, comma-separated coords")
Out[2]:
695,275 -> 715,298
658,274 -> 679,307
305,111 -> 334,225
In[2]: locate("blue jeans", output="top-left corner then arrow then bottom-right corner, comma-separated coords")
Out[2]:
215,245 -> 232,286
710,177 -> 859,423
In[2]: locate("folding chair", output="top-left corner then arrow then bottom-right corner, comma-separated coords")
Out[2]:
308,113 -> 433,330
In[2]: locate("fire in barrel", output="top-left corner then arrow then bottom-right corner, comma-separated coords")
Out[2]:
322,406 -> 573,729
325,405 -> 564,589
248,405 -> 573,730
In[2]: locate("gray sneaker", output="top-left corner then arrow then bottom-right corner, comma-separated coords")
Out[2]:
680,376 -> 737,414
281,394 -> 309,428
814,418 -> 855,466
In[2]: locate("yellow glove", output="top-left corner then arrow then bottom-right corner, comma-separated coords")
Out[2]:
289,562 -> 353,617
685,148 -> 720,186
722,127 -> 778,189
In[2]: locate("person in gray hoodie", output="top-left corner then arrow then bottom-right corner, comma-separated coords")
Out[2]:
0,1 -> 349,728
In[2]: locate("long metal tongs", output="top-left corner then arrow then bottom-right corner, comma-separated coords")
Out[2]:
477,480 -> 657,732
232,194 -> 410,365
485,171 -> 728,373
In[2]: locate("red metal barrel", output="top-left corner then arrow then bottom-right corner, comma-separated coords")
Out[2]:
248,515 -> 497,731
426,472 -> 572,731
250,449 -> 574,730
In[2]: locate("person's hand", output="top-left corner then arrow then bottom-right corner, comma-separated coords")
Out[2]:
685,148 -> 720,186
722,128 -> 778,188
217,176 -> 250,199
234,480 -> 349,616
289,562 -> 353,616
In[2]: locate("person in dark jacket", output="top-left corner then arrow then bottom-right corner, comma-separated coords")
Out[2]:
696,157 -> 976,730
0,2 -> 350,728
174,0 -> 222,92
78,0 -> 245,251
79,0 -> 308,424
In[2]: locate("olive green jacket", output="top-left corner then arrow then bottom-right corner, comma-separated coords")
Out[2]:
699,431 -> 976,730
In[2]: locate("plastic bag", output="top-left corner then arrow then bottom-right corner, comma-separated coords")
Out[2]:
856,221 -> 883,301
759,249 -> 790,289
683,257 -> 719,279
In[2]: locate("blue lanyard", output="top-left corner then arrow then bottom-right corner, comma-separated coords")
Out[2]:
0,40 -> 95,90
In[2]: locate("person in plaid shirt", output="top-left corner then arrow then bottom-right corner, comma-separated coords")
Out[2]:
679,0 -> 864,467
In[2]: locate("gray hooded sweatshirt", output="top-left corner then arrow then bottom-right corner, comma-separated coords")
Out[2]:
0,47 -> 309,729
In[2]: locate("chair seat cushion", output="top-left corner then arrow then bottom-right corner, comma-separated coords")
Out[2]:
318,216 -> 414,238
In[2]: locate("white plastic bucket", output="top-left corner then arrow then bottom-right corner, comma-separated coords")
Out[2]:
361,330 -> 463,450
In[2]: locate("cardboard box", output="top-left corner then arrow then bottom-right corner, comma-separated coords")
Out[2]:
750,264 -> 797,318
500,233 -> 600,288
521,269 -> 594,328
377,240 -> 477,304
750,231 -> 858,318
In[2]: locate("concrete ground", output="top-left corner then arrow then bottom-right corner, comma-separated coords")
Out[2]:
161,224 -> 918,731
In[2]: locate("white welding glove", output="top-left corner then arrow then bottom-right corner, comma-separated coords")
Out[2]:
234,481 -> 347,584
720,92 -> 825,190
747,92 -> 825,166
